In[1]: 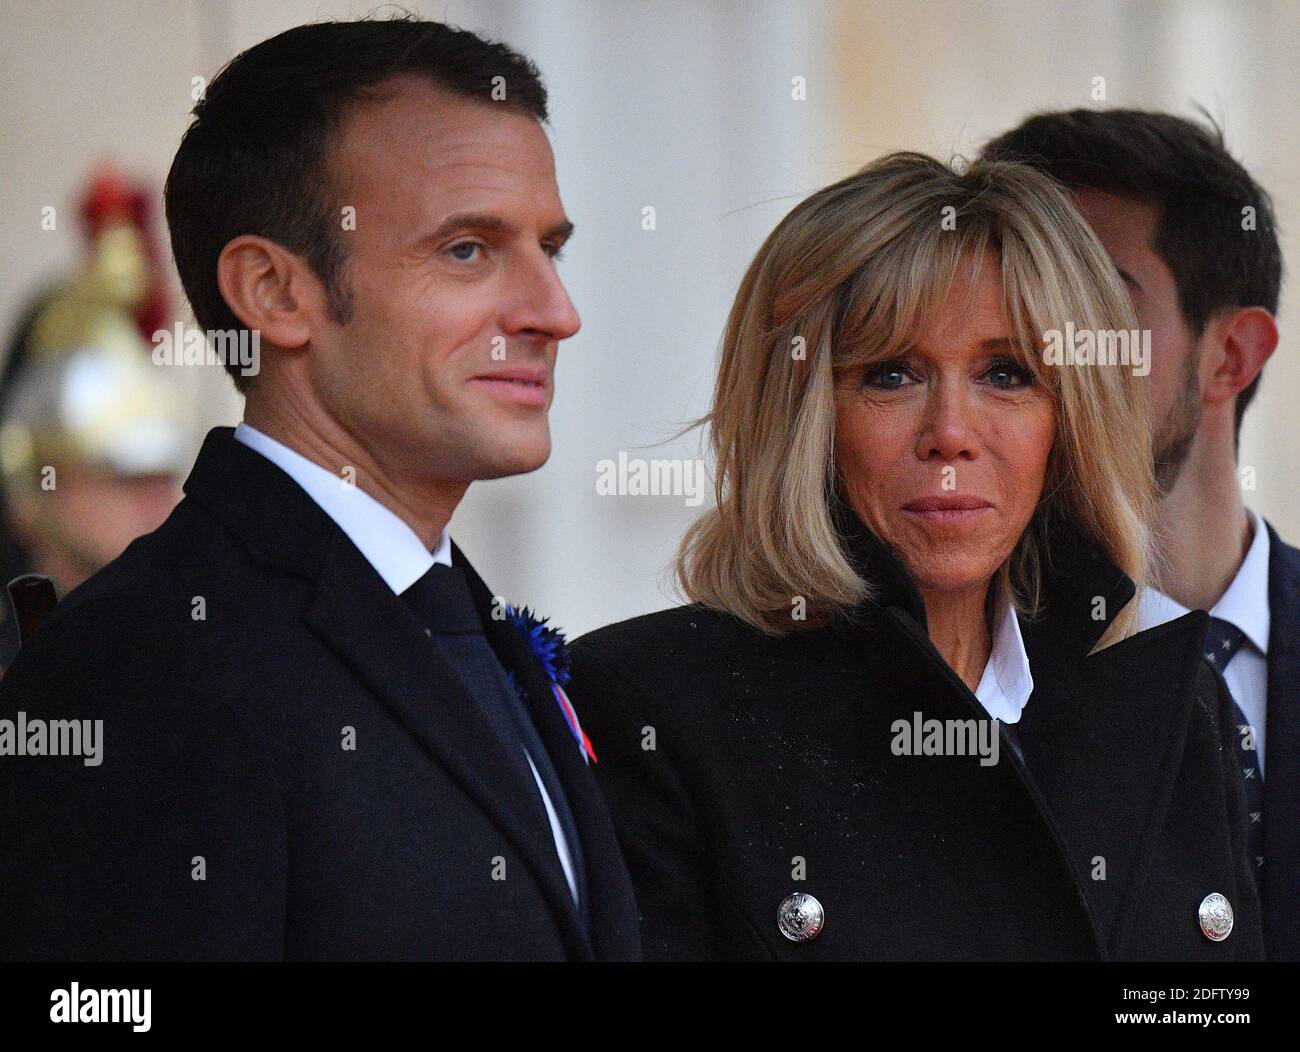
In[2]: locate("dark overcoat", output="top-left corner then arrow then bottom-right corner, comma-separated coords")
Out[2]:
569,512 -> 1263,961
0,427 -> 641,961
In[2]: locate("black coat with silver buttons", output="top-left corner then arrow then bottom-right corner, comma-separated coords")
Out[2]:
567,513 -> 1264,961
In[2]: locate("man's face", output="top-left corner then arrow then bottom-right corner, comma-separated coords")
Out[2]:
1070,189 -> 1203,491
307,76 -> 580,486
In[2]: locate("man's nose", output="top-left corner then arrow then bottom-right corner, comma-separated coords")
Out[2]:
507,253 -> 581,342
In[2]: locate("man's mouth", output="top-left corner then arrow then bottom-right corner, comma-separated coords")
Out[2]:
470,368 -> 550,408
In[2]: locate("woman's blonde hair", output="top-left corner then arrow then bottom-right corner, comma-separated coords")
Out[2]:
676,152 -> 1155,646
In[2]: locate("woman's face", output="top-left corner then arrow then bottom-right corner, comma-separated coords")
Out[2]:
834,256 -> 1055,596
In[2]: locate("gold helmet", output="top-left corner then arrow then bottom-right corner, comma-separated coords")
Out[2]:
1,172 -> 190,496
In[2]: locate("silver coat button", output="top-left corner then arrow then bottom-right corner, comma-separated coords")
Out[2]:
777,892 -> 824,942
1198,892 -> 1234,942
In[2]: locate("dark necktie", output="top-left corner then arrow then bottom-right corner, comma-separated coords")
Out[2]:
401,563 -> 588,922
1205,616 -> 1263,879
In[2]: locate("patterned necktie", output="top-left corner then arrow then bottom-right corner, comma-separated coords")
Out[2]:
1205,616 -> 1263,878
401,563 -> 589,920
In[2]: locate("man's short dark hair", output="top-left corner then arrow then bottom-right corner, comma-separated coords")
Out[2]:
983,108 -> 1282,440
164,14 -> 548,392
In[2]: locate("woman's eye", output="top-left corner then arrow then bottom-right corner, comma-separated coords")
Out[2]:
543,242 -> 565,261
863,361 -> 913,389
985,359 -> 1033,388
447,241 -> 482,262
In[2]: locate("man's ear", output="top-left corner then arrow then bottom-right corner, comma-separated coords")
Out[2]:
1202,306 -> 1278,406
215,235 -> 323,349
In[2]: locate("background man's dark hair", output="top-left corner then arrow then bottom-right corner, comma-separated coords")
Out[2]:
164,14 -> 549,392
983,108 -> 1283,441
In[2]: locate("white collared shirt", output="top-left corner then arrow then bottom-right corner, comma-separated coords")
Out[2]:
232,422 -> 580,905
1138,508 -> 1270,776
973,586 -> 1035,726
233,422 -> 450,587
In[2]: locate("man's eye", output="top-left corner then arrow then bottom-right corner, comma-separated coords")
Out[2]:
985,358 -> 1033,388
863,361 -> 914,389
448,241 -> 482,262
543,242 -> 565,261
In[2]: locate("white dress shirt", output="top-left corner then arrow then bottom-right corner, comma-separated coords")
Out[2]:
1138,507 -> 1271,777
232,422 -> 581,904
973,585 -> 1035,726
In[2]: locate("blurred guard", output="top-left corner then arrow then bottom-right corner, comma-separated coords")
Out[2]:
0,169 -> 187,669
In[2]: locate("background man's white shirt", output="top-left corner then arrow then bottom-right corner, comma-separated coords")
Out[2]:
1138,507 -> 1271,776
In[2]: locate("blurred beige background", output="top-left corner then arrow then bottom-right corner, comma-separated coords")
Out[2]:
1,0 -> 1295,635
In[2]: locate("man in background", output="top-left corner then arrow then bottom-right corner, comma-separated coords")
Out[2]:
985,109 -> 1298,960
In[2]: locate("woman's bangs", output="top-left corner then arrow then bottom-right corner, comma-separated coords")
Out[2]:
833,230 -> 969,373
999,239 -> 1067,389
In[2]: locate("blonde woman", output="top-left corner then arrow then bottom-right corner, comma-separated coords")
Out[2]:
567,153 -> 1262,961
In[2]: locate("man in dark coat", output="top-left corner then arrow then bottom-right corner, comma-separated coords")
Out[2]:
984,110 -> 1299,960
0,18 -> 639,962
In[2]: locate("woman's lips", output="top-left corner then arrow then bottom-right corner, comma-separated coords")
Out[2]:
901,496 -> 994,524
470,370 -> 549,408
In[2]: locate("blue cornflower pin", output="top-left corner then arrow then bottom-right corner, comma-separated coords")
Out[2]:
504,605 -> 596,763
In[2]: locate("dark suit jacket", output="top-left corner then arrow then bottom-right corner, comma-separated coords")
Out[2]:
0,427 -> 640,961
1264,523 -> 1300,960
568,513 -> 1263,961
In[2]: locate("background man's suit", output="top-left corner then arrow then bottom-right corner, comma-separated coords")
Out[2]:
1143,515 -> 1300,961
1264,525 -> 1300,960
0,426 -> 640,961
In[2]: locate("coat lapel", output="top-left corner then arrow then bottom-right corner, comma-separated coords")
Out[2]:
1263,524 -> 1300,959
301,537 -> 593,959
183,427 -> 593,959
874,602 -> 1110,956
1013,530 -> 1209,959
453,543 -> 641,961
838,497 -> 1209,959
1019,605 -> 1208,959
